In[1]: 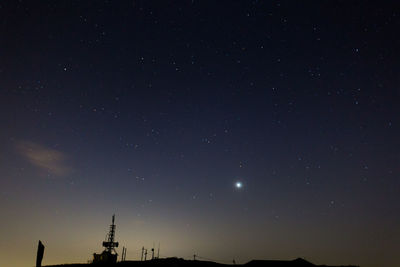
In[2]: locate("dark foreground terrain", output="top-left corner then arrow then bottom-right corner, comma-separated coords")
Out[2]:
44,257 -> 358,267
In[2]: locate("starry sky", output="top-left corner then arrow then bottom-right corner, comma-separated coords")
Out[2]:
1,1 -> 399,267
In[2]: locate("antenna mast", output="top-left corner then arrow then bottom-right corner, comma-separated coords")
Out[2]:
93,214 -> 119,264
102,214 -> 119,253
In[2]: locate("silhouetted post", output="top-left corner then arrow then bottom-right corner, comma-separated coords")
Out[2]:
151,248 -> 154,260
193,254 -> 196,261
233,259 -> 236,265
121,247 -> 126,261
36,240 -> 45,267
141,246 -> 144,261
157,243 -> 160,259
144,249 -> 147,261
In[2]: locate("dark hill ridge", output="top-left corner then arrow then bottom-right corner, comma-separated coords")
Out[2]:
43,257 -> 359,267
246,258 -> 314,266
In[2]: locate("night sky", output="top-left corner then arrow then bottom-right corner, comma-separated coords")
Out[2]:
1,1 -> 399,267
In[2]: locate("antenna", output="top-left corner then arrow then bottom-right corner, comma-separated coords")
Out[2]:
121,247 -> 127,261
93,215 -> 119,264
102,214 -> 119,253
157,242 -> 160,259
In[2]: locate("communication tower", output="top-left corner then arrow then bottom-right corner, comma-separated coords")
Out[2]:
93,215 -> 119,264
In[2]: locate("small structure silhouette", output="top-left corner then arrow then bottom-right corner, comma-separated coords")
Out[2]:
92,215 -> 119,264
36,240 -> 45,267
121,246 -> 127,261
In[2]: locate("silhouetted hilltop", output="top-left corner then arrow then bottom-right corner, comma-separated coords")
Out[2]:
245,258 -> 314,267
43,257 -> 359,267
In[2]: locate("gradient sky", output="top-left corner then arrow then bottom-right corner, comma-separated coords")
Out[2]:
1,1 -> 399,267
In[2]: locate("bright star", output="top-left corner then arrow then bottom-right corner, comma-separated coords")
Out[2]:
235,181 -> 243,189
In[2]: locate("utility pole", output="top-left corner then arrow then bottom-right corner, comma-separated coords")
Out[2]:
157,243 -> 160,259
141,247 -> 144,261
144,249 -> 148,261
193,254 -> 196,261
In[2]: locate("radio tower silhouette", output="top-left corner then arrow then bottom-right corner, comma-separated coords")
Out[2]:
102,215 -> 119,254
92,215 -> 119,264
